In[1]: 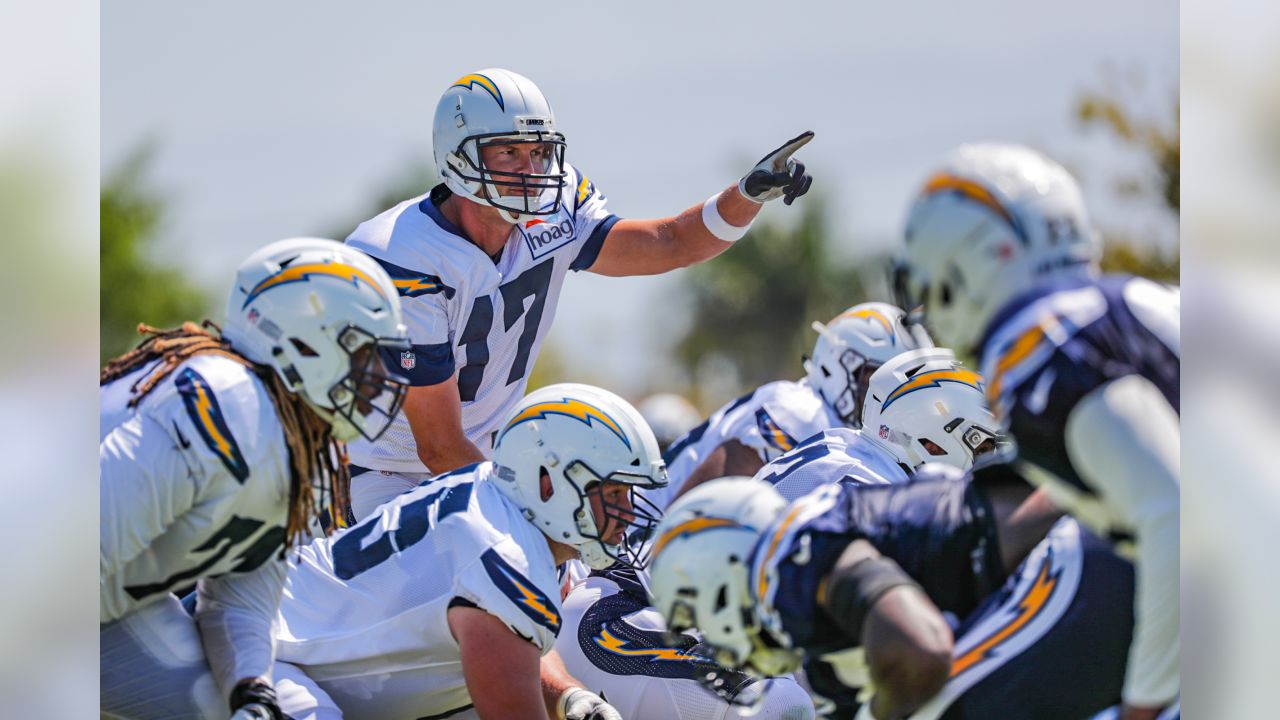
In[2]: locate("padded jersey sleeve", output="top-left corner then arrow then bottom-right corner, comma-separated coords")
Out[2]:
567,165 -> 621,272
452,537 -> 563,653
195,558 -> 287,698
369,256 -> 458,386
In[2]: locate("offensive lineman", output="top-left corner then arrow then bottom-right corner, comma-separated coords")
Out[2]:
648,303 -> 933,510
651,470 -> 1139,720
344,67 -> 815,519
753,347 -> 1001,502
100,239 -> 410,719
268,383 -> 665,719
892,143 -> 1179,718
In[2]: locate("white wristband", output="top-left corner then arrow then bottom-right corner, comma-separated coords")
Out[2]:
701,191 -> 753,242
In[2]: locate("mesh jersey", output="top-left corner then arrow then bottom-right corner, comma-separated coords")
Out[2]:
748,478 -> 1004,657
557,566 -> 756,720
100,353 -> 291,691
345,166 -> 618,472
648,380 -> 841,510
979,274 -> 1179,502
750,428 -> 909,503
274,463 -> 563,719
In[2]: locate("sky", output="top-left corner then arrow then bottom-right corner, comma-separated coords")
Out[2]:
102,0 -> 1178,399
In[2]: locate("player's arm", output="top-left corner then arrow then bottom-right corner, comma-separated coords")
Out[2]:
818,539 -> 953,720
585,132 -> 814,277
195,559 -> 287,717
673,439 -> 765,503
100,414 -> 198,582
1064,375 -> 1180,713
540,648 -> 622,720
403,376 -> 486,475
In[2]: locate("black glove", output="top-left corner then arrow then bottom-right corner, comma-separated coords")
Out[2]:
739,131 -> 815,205
229,678 -> 284,720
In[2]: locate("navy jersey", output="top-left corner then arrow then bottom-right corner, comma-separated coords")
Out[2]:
978,274 -> 1179,496
750,478 -> 1004,658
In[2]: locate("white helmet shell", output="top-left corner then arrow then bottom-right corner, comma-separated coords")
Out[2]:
222,238 -> 410,442
491,383 -> 667,569
432,68 -> 568,224
861,348 -> 1001,471
894,143 -> 1100,353
649,476 -> 789,675
804,302 -> 934,427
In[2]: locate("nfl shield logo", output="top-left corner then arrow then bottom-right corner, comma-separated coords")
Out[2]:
879,424 -> 890,439
400,350 -> 416,371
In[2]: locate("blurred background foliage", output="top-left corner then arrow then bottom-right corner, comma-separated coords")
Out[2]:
102,86 -> 1180,406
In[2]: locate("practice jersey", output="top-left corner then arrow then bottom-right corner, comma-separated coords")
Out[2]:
749,478 -> 1004,659
274,463 -> 563,719
345,167 -> 618,472
100,353 -> 291,692
648,380 -> 841,509
751,427 -> 910,503
978,274 -> 1179,506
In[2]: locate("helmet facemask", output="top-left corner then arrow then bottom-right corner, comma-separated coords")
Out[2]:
447,131 -> 568,223
320,325 -> 410,443
563,460 -> 665,570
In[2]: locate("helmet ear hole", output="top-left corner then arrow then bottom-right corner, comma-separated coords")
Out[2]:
289,338 -> 319,357
539,467 -> 554,502
715,585 -> 728,612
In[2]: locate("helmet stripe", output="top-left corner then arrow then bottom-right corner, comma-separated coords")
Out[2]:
243,262 -> 387,309
450,73 -> 505,111
881,368 -> 985,411
497,398 -> 631,451
922,173 -> 1027,244
651,516 -> 740,559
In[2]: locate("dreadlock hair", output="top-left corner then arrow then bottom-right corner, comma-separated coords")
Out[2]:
102,321 -> 351,550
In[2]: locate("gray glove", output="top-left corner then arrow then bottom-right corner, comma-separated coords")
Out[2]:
739,131 -> 815,204
559,687 -> 623,720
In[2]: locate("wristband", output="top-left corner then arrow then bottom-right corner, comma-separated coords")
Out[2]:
701,192 -> 753,242
823,556 -> 922,644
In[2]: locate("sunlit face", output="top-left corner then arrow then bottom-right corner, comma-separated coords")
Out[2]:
478,141 -> 556,195
586,480 -> 635,545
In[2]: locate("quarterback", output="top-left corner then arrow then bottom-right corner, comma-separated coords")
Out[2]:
892,143 -> 1180,718
268,384 -> 665,719
344,67 -> 814,519
100,239 -> 410,719
648,302 -> 933,510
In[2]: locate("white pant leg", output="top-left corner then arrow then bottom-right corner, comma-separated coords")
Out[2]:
273,660 -> 344,720
100,594 -> 225,719
348,470 -> 430,521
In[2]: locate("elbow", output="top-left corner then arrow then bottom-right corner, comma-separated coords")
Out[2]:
873,635 -> 953,712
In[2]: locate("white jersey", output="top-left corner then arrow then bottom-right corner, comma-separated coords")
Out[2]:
100,353 -> 291,693
345,166 -> 618,472
648,380 -> 840,509
275,463 -> 563,719
751,427 -> 909,503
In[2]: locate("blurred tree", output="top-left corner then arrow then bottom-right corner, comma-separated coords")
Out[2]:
101,145 -> 210,365
673,196 -> 870,400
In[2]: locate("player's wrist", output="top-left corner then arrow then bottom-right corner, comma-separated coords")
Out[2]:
228,678 -> 283,720
701,191 -> 755,242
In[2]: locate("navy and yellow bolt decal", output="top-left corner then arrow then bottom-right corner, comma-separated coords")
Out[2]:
497,398 -> 631,451
881,368 -> 986,411
242,262 -> 387,309
837,307 -> 896,342
481,549 -> 561,633
451,73 -> 505,111
175,368 -> 250,482
651,516 -> 741,559
950,547 -> 1061,677
390,273 -> 456,299
594,628 -> 709,663
755,410 -> 797,453
575,174 -> 595,210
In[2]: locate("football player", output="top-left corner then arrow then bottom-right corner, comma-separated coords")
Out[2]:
268,384 -> 665,719
343,68 -> 814,519
647,302 -> 933,510
100,239 -> 410,719
892,143 -> 1179,719
650,471 -> 1140,719
752,347 -> 1000,502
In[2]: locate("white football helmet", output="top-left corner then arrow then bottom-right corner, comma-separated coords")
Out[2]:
893,143 -> 1101,354
491,383 -> 667,570
223,238 -> 410,443
804,302 -> 934,427
649,477 -> 798,683
861,348 -> 1002,471
433,68 -> 568,224
636,392 -> 703,450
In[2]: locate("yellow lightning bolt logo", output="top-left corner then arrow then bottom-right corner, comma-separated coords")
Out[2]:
836,307 -> 895,340
756,504 -> 806,601
176,368 -> 247,481
922,172 -> 1025,240
986,322 -> 1048,414
576,175 -> 593,206
881,367 -> 986,411
497,564 -> 560,630
652,516 -> 741,559
450,73 -> 505,111
191,383 -> 234,461
594,628 -> 707,662
498,398 -> 630,450
243,262 -> 386,308
950,549 -> 1061,677
392,276 -> 443,297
